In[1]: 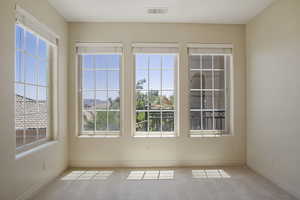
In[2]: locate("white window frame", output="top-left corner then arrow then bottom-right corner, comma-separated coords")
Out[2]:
188,44 -> 232,137
76,43 -> 123,138
15,6 -> 59,153
132,43 -> 179,137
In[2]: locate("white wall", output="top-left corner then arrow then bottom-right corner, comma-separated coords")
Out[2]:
68,22 -> 246,167
246,0 -> 300,199
0,0 -> 68,199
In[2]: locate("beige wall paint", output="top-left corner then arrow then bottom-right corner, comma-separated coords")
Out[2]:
68,22 -> 246,167
246,0 -> 300,198
0,0 -> 68,199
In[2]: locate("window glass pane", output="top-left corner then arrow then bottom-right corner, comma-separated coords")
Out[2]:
15,50 -> 24,82
16,84 -> 25,147
136,91 -> 148,110
190,111 -> 201,130
25,54 -> 36,84
95,55 -> 120,68
107,70 -> 119,89
16,128 -> 24,147
25,85 -> 38,114
37,112 -> 48,139
25,127 -> 37,144
25,31 -> 37,56
95,71 -> 107,90
202,55 -> 212,69
149,90 -> 160,110
83,91 -> 94,110
108,91 -> 120,110
83,111 -> 95,131
136,70 -> 148,90
162,70 -> 174,90
38,113 -> 47,139
39,61 -> 48,86
149,112 -> 161,132
149,70 -> 160,90
38,87 -> 47,113
202,71 -> 213,89
215,111 -> 225,130
83,55 -> 93,69
25,114 -> 38,144
202,111 -> 213,130
96,111 -> 107,131
83,70 -> 94,90
190,71 -> 200,89
162,112 -> 174,132
15,84 -> 25,116
149,55 -> 161,69
15,26 -> 50,148
16,25 -> 24,49
214,91 -> 225,109
190,91 -> 201,110
95,55 -> 107,68
202,91 -> 213,109
162,55 -> 175,69
214,71 -> 224,89
38,39 -> 48,60
161,91 -> 174,110
189,56 -> 200,69
108,111 -> 120,131
135,54 -> 176,135
136,54 -> 148,70
136,112 -> 148,132
95,91 -> 107,110
214,56 -> 224,69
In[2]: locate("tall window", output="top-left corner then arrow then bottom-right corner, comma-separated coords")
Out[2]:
15,24 -> 51,147
77,44 -> 122,137
189,46 -> 231,136
134,53 -> 177,137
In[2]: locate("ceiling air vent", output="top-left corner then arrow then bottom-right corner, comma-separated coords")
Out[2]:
147,7 -> 168,14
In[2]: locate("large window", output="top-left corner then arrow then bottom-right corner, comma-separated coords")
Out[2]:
78,49 -> 122,137
189,46 -> 231,136
15,24 -> 52,148
134,53 -> 177,137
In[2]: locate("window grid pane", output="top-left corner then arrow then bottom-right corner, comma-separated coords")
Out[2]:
15,25 -> 49,148
189,54 -> 228,133
80,54 -> 121,135
135,54 -> 176,137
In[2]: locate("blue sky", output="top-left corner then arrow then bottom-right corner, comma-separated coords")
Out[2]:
15,25 -> 48,101
82,54 -> 176,92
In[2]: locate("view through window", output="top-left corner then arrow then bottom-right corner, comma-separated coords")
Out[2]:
80,54 -> 121,136
15,24 -> 50,147
135,54 -> 177,137
189,54 -> 230,134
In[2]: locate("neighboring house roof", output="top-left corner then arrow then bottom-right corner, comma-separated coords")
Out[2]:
15,95 -> 48,129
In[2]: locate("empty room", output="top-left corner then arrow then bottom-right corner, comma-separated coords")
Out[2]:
0,0 -> 299,199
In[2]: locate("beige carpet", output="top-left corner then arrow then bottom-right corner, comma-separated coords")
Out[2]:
31,166 -> 297,200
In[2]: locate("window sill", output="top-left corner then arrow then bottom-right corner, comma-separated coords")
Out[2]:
16,140 -> 58,160
189,131 -> 232,138
134,132 -> 176,138
78,134 -> 120,138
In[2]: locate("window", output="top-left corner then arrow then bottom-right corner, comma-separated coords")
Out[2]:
188,45 -> 231,136
15,24 -> 53,148
133,44 -> 178,137
77,43 -> 122,137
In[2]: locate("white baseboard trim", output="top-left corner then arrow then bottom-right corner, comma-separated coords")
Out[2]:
69,160 -> 245,168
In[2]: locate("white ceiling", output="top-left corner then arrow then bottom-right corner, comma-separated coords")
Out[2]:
48,0 -> 275,24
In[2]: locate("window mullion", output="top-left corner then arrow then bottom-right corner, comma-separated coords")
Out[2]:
160,55 -> 163,136
212,56 -> 215,130
147,55 -> 150,136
